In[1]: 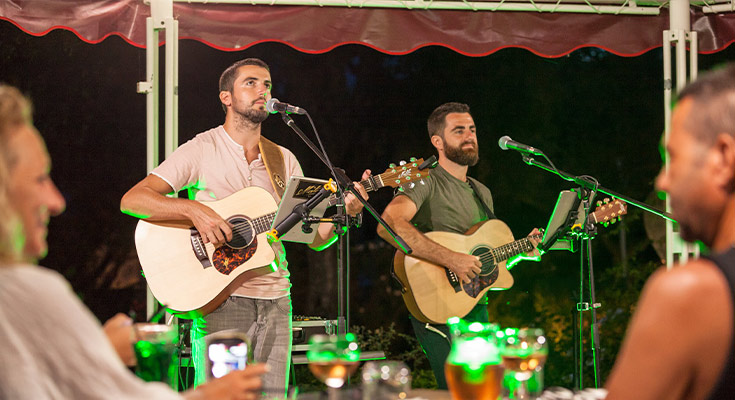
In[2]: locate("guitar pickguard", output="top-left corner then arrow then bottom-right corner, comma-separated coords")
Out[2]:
211,238 -> 258,275
462,246 -> 499,298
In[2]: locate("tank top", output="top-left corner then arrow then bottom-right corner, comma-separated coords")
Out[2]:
706,246 -> 735,400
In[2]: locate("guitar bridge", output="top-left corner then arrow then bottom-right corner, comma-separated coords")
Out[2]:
446,269 -> 462,293
190,228 -> 212,269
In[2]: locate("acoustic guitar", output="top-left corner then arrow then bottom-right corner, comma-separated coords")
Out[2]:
392,198 -> 627,324
135,157 -> 435,319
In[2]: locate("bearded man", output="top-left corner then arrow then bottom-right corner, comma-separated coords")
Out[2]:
121,58 -> 367,394
377,102 -> 541,389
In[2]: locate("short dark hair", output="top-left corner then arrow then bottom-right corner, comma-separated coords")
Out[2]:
218,58 -> 270,113
677,64 -> 735,144
427,102 -> 471,139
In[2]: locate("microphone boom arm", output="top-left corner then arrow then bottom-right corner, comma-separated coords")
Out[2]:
521,155 -> 675,222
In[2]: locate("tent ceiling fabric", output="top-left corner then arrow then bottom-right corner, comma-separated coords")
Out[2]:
1,0 -> 733,56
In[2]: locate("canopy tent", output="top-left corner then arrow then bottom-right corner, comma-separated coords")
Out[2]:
2,0 -> 732,308
1,0 -> 734,57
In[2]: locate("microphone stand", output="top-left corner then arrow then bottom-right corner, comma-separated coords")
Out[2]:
279,112 -> 410,335
517,151 -> 674,390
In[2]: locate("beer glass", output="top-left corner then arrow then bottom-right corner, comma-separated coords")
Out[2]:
500,328 -> 548,400
306,333 -> 360,400
133,323 -> 177,388
444,317 -> 504,400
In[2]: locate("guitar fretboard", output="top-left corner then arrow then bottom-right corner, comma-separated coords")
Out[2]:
490,234 -> 542,263
361,175 -> 383,192
326,175 -> 385,207
243,212 -> 276,235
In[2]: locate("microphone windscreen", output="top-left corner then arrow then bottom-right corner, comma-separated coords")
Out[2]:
498,135 -> 511,150
265,98 -> 279,114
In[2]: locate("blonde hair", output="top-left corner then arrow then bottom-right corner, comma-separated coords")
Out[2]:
0,85 -> 30,264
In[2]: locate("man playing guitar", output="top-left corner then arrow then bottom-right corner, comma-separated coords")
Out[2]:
377,102 -> 541,389
121,58 -> 369,395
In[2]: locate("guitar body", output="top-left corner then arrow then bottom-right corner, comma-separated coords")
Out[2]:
135,187 -> 278,319
393,219 -> 516,324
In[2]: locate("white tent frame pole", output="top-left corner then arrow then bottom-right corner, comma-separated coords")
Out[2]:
663,0 -> 699,269
139,0 -> 179,321
165,19 -> 179,158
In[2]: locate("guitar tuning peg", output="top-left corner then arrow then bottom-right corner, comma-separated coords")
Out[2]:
398,186 -> 405,192
420,180 -> 426,185
604,198 -> 610,204
399,160 -> 407,166
389,163 -> 396,169
394,179 -> 402,185
409,157 -> 417,162
408,182 -> 415,189
603,222 -> 609,228
596,200 -> 602,207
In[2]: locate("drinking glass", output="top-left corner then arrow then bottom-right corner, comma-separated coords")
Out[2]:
306,333 -> 361,400
500,328 -> 548,400
444,317 -> 504,400
361,360 -> 411,400
133,323 -> 177,388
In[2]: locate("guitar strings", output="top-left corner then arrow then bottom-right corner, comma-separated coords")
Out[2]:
476,236 -> 541,264
225,213 -> 277,239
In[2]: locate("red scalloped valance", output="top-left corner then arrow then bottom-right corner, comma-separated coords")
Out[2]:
1,0 -> 734,57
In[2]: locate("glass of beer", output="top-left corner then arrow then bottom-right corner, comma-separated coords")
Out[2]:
500,328 -> 548,400
306,333 -> 361,399
133,323 -> 177,388
444,317 -> 504,400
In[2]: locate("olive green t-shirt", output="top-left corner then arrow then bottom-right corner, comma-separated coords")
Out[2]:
400,164 -> 495,234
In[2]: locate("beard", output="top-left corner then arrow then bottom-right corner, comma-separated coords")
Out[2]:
237,107 -> 269,125
231,96 -> 269,126
444,139 -> 479,166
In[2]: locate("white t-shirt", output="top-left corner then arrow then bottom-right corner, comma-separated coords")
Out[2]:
151,126 -> 302,299
0,265 -> 182,400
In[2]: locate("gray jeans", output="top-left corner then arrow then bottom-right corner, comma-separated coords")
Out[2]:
192,295 -> 293,395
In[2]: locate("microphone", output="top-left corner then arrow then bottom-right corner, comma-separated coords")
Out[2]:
498,135 -> 543,155
265,98 -> 306,115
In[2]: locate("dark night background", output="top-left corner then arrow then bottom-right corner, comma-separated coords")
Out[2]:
2,17 -> 734,389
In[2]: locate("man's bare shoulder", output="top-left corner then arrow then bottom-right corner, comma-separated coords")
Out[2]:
642,259 -> 728,317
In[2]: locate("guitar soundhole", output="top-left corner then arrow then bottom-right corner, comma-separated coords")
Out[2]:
226,216 -> 254,249
462,247 -> 499,298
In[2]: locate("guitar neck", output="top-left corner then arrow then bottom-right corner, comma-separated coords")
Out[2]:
326,175 -> 386,207
491,234 -> 542,263
250,212 -> 277,235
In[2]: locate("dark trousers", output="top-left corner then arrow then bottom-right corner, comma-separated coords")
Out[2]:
409,303 -> 489,389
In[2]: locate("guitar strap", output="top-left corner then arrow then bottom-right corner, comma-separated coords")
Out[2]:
467,178 -> 495,307
467,178 -> 496,221
258,136 -> 287,200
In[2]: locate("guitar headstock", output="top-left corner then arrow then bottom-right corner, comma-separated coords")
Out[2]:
378,156 -> 436,190
590,198 -> 628,227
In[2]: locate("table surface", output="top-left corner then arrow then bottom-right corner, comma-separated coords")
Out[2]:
293,388 -> 451,400
405,388 -> 452,399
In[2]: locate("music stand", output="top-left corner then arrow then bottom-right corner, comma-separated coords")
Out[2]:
539,189 -> 588,253
271,176 -> 331,243
539,186 -> 601,389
